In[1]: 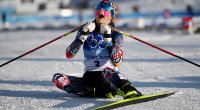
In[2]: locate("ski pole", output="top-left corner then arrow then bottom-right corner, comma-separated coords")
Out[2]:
0,23 -> 86,68
109,25 -> 200,68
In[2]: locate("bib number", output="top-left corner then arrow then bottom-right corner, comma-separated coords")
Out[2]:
94,61 -> 100,67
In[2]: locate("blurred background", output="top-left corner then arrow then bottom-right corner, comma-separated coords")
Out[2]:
1,0 -> 200,33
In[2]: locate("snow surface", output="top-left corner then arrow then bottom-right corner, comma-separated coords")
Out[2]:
0,29 -> 200,110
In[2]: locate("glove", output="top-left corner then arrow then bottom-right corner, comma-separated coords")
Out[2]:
66,39 -> 83,59
83,22 -> 95,33
110,46 -> 123,67
100,24 -> 112,43
79,22 -> 95,43
66,46 -> 74,59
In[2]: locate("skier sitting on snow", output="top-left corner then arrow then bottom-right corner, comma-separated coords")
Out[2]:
52,0 -> 142,99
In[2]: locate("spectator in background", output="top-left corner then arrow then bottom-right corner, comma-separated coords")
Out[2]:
1,12 -> 7,30
131,5 -> 145,29
186,4 -> 194,16
161,9 -> 172,28
182,5 -> 195,34
78,9 -> 84,24
132,5 -> 139,13
163,9 -> 171,19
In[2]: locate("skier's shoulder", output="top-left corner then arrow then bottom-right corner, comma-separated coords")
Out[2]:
109,23 -> 123,38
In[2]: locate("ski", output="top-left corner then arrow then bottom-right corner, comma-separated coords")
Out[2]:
93,91 -> 176,110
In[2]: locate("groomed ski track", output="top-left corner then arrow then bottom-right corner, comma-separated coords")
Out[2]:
0,29 -> 200,110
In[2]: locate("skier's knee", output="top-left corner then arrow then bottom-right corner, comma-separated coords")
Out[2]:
102,67 -> 116,80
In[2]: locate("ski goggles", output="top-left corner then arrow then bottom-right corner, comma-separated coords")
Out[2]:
95,8 -> 111,17
95,4 -> 113,17
96,3 -> 113,11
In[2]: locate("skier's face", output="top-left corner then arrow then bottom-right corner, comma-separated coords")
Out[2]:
95,8 -> 112,25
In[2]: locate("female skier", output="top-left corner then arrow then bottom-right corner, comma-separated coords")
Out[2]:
52,0 -> 142,99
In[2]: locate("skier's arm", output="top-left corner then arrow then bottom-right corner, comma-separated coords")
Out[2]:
66,34 -> 83,59
66,22 -> 95,59
110,32 -> 123,67
100,25 -> 123,67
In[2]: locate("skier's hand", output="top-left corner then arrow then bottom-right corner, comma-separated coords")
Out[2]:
79,22 -> 95,42
100,24 -> 111,34
83,22 -> 95,33
66,39 -> 83,59
66,46 -> 74,59
110,46 -> 123,67
100,24 -> 112,43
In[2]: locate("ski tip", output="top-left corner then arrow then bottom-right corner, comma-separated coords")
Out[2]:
163,91 -> 178,95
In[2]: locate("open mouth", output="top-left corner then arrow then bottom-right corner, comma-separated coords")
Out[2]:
98,14 -> 105,18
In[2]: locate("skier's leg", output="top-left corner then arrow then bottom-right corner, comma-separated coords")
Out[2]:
100,74 -> 117,98
82,71 -> 115,98
102,67 -> 142,99
52,73 -> 84,94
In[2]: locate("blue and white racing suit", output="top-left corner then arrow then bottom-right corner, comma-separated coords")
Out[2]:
68,22 -> 123,72
64,21 -> 128,96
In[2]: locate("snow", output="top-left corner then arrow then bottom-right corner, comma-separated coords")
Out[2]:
0,29 -> 200,110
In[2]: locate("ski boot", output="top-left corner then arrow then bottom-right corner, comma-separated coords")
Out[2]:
105,92 -> 114,98
106,88 -> 125,98
52,73 -> 71,90
121,80 -> 142,99
105,88 -> 118,98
